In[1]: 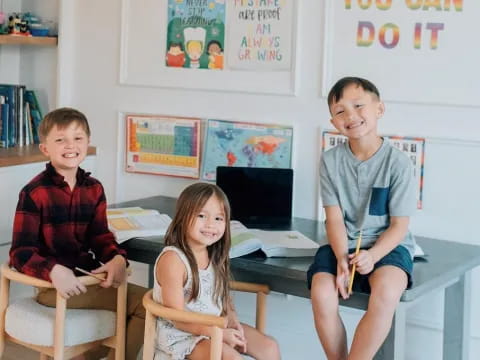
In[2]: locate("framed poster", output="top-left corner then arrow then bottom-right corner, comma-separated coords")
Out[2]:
322,131 -> 425,209
120,0 -> 298,95
201,119 -> 293,181
126,114 -> 201,178
322,1 -> 480,106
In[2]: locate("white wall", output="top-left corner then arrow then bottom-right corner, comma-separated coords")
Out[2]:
51,1 -> 480,359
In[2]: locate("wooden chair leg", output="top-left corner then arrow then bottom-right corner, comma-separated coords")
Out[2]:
39,353 -> 49,360
0,274 -> 10,357
54,292 -> 66,360
256,292 -> 267,333
115,280 -> 127,360
142,310 -> 156,360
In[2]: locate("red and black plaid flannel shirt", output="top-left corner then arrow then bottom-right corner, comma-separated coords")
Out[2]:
9,162 -> 127,281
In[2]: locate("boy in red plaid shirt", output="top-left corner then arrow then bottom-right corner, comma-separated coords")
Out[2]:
10,107 -> 146,360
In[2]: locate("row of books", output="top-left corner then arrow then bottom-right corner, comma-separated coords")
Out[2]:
0,84 -> 43,148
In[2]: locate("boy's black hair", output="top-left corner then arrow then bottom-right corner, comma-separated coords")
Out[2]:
327,77 -> 380,108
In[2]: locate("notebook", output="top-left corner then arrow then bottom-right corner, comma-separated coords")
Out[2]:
216,166 -> 293,230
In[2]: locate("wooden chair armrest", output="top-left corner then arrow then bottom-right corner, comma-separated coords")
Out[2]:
142,290 -> 227,328
0,263 -> 128,288
229,281 -> 269,294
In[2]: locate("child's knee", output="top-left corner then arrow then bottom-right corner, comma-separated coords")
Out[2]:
260,335 -> 281,360
311,275 -> 338,313
221,347 -> 243,360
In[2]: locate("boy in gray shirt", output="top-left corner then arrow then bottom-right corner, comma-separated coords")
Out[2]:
307,77 -> 416,360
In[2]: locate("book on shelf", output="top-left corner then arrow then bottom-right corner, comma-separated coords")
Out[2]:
106,207 -> 172,244
229,221 -> 320,258
0,84 -> 43,148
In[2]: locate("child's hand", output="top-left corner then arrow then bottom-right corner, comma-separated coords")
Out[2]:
222,328 -> 246,352
227,314 -> 246,352
50,264 -> 87,299
92,255 -> 126,288
349,250 -> 374,275
335,258 -> 350,300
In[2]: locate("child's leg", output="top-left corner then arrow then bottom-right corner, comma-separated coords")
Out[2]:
348,266 -> 407,360
311,273 -> 348,360
241,323 -> 280,360
188,338 -> 243,360
36,283 -> 147,360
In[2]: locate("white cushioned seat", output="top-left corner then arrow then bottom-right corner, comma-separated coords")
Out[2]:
5,297 -> 116,347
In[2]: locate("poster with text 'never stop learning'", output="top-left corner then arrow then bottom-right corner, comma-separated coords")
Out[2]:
126,115 -> 201,178
166,0 -> 225,70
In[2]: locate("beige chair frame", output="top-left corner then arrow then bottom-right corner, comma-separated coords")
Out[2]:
142,280 -> 269,360
0,263 -> 127,360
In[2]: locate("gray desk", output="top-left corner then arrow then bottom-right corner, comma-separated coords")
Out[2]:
113,195 -> 480,360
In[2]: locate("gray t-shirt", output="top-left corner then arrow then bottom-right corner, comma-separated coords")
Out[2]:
320,139 -> 416,258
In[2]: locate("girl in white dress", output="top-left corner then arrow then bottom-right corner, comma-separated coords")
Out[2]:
153,183 -> 281,360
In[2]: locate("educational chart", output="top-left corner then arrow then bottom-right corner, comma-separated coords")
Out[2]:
126,115 -> 201,178
202,119 -> 293,181
322,131 -> 425,209
166,0 -> 225,69
227,0 -> 294,71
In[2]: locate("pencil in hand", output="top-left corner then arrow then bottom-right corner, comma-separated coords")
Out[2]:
75,267 -> 105,281
347,231 -> 363,295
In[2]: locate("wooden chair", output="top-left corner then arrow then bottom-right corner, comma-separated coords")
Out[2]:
142,281 -> 270,360
0,263 -> 127,360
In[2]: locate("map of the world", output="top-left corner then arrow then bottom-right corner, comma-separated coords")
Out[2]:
202,119 -> 293,180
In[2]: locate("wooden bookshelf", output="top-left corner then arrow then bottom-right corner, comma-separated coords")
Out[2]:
0,145 -> 96,168
0,35 -> 57,46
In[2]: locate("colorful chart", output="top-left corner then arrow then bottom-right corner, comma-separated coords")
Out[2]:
126,115 -> 201,178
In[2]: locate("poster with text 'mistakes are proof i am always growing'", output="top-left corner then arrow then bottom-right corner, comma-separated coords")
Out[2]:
126,115 -> 201,178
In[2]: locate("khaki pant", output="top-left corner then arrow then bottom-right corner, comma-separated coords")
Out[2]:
37,283 -> 147,360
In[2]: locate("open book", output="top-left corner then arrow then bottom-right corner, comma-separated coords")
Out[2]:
230,221 -> 320,258
106,207 -> 172,244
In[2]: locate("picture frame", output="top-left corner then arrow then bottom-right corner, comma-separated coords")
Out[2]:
119,0 -> 299,96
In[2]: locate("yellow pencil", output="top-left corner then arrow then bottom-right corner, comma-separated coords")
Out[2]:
348,231 -> 362,295
75,267 -> 105,281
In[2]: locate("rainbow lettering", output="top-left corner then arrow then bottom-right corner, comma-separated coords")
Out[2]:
379,23 -> 400,49
414,23 -> 422,49
357,21 -> 375,47
376,0 -> 392,10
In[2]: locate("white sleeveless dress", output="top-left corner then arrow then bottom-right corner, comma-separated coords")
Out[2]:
153,246 -> 222,360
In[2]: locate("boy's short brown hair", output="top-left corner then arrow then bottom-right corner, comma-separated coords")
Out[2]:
39,107 -> 91,141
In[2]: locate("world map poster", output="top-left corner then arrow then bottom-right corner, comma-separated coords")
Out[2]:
166,0 -> 225,70
201,119 -> 293,181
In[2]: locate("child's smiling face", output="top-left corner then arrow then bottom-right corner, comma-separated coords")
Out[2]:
329,84 -> 384,141
39,122 -> 90,175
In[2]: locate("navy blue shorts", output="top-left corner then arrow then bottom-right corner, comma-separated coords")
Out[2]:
306,244 -> 413,292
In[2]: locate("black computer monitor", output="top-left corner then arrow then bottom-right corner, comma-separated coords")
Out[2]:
216,166 -> 293,229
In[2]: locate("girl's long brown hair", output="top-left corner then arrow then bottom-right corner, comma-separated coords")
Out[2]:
164,182 -> 231,314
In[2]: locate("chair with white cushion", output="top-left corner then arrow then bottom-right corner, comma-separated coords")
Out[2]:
0,263 -> 127,360
142,281 -> 269,360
